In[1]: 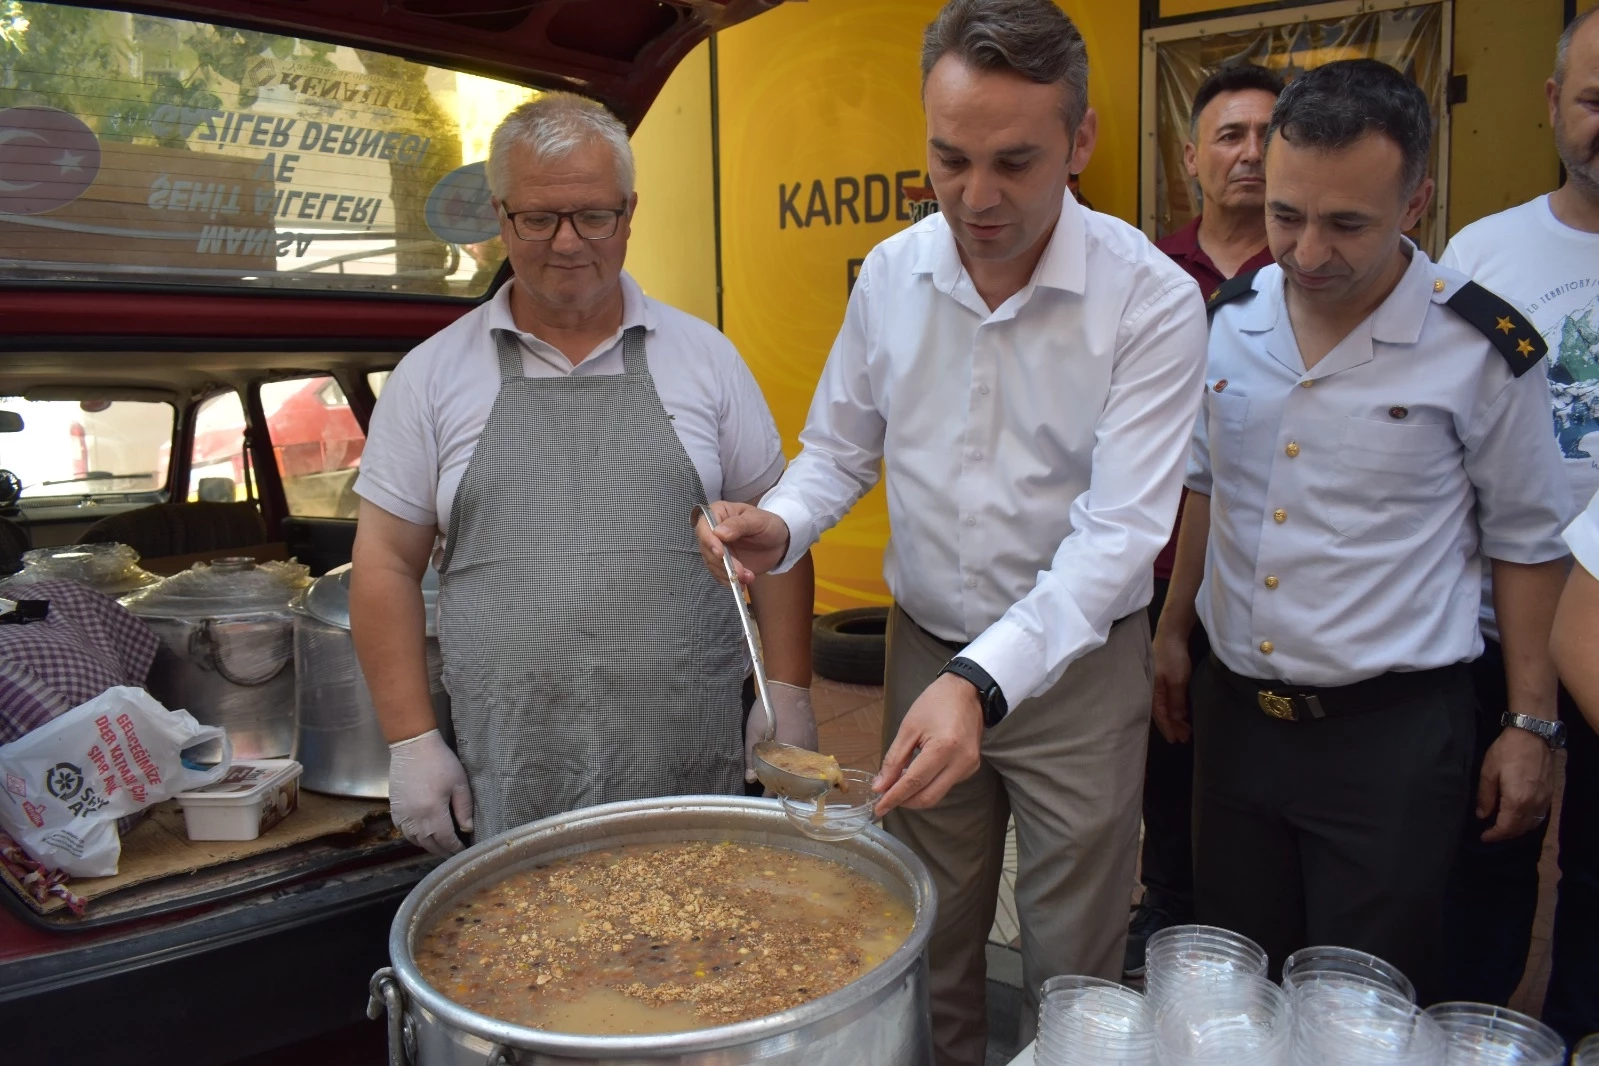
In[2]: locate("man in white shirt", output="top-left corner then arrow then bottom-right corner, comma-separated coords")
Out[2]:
348,93 -> 816,855
697,2 -> 1206,1061
1154,59 -> 1571,1003
1436,7 -> 1599,1040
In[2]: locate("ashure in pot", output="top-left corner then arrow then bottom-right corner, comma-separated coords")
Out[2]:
371,796 -> 936,1066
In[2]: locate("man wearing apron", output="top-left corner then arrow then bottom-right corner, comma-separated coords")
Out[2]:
349,93 -> 816,853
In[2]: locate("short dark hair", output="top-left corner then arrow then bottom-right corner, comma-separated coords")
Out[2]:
1189,63 -> 1284,140
1266,59 -> 1434,195
921,0 -> 1090,130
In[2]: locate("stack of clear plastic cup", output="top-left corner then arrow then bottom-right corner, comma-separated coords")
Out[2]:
1290,976 -> 1445,1065
1035,975 -> 1156,1066
1282,945 -> 1417,1003
1152,972 -> 1291,1066
1143,924 -> 1270,1011
1573,1033 -> 1599,1065
1425,1003 -> 1566,1065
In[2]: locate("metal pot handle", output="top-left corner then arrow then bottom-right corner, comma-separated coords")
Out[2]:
367,967 -> 411,1066
486,1044 -> 517,1066
191,619 -> 292,687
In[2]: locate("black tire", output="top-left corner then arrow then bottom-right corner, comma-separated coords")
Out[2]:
812,606 -> 889,686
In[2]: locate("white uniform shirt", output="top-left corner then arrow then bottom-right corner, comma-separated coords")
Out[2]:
1189,247 -> 1571,686
762,193 -> 1209,708
1440,194 -> 1599,640
354,272 -> 786,535
1567,488 -> 1599,575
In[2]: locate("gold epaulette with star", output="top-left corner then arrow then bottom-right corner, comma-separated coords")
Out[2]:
1205,269 -> 1261,318
1442,280 -> 1545,377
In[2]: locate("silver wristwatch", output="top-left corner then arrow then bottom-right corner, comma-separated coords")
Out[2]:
1501,711 -> 1567,750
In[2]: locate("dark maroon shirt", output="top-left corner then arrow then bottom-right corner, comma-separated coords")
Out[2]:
1151,217 -> 1275,581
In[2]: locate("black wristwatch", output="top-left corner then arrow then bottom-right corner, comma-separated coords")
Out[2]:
1501,711 -> 1567,750
940,656 -> 1008,728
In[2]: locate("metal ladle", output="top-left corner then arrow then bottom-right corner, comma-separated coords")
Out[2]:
696,505 -> 832,801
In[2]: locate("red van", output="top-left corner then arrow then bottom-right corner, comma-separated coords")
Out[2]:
0,3 -> 782,1061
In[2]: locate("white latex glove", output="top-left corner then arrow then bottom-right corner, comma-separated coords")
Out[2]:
745,680 -> 818,783
388,729 -> 474,857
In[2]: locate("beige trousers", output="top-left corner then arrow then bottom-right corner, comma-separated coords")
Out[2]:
883,606 -> 1151,1066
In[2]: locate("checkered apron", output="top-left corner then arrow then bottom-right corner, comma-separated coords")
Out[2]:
437,325 -> 746,839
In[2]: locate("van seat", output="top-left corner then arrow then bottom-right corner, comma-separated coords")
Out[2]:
78,501 -> 270,562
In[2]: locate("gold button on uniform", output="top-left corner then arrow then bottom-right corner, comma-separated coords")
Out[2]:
1273,508 -> 1287,523
1260,640 -> 1275,654
1264,575 -> 1279,589
1299,379 -> 1314,388
1285,442 -> 1300,458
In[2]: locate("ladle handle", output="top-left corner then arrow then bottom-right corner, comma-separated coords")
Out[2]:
696,505 -> 776,744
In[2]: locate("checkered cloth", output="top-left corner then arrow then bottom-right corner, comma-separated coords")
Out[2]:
0,580 -> 160,746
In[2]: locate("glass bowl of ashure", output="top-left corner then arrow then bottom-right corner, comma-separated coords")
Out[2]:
779,768 -> 880,841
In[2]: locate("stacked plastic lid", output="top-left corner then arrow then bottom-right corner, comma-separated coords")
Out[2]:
1425,1004 -> 1565,1065
2,542 -> 158,596
1036,975 -> 1155,1065
121,557 -> 311,618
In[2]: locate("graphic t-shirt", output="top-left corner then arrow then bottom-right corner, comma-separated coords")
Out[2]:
1442,194 -> 1599,638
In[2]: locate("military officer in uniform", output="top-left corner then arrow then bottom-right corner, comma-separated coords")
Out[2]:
1151,59 -> 1572,1000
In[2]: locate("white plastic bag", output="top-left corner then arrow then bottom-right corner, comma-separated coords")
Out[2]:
0,686 -> 232,876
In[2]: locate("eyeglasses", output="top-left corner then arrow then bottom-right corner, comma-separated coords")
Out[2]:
502,207 -> 627,242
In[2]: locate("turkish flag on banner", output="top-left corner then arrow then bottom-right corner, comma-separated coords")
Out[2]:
0,105 -> 103,216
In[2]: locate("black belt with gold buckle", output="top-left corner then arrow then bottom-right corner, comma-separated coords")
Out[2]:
1208,655 -> 1467,722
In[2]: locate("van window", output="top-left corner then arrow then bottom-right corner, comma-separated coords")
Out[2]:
0,3 -> 531,297
261,376 -> 364,518
0,398 -> 173,501
188,390 -> 247,501
368,370 -> 391,399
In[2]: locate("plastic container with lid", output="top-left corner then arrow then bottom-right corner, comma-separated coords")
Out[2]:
175,759 -> 303,841
122,558 -> 312,761
0,542 -> 159,596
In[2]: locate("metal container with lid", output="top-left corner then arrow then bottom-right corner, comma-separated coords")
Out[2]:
121,558 -> 309,761
1,542 -> 158,597
292,563 -> 449,798
370,796 -> 935,1066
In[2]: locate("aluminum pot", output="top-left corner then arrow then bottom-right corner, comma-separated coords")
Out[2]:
292,563 -> 450,797
369,796 -> 936,1066
122,558 -> 309,761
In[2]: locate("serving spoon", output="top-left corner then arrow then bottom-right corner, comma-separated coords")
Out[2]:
696,505 -> 832,801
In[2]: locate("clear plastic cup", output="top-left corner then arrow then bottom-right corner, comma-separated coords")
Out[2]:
1143,924 -> 1269,1011
1291,977 -> 1444,1065
1036,975 -> 1155,1066
1152,972 -> 1290,1066
1572,1033 -> 1599,1066
1282,945 -> 1417,1004
778,768 -> 878,840
1424,1003 -> 1566,1066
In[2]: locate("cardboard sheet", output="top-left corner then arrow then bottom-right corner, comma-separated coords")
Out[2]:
1,789 -> 390,917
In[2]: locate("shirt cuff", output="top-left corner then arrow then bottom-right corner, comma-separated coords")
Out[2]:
959,617 -> 1047,718
352,475 -> 436,528
759,489 -> 818,575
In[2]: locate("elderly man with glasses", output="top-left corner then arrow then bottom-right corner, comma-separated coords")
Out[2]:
348,93 -> 816,855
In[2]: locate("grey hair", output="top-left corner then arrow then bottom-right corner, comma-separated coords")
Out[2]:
486,92 -> 635,199
1555,6 -> 1599,87
920,0 -> 1090,130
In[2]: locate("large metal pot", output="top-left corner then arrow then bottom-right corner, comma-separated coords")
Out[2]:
370,796 -> 936,1066
122,558 -> 309,761
292,563 -> 450,797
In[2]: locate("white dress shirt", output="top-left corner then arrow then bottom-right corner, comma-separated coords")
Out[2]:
1189,247 -> 1571,686
762,193 -> 1208,709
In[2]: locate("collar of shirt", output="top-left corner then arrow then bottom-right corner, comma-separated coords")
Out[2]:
1243,239 -> 1433,379
912,191 -> 1087,320
485,269 -> 657,374
1156,215 -> 1275,296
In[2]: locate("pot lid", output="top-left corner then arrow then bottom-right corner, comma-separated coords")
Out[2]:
298,562 -> 440,634
122,557 -> 311,618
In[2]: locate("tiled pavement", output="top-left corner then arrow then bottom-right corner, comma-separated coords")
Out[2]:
814,674 -> 1566,1017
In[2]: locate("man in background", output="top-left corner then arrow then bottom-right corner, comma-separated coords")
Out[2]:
1129,61 -> 1283,980
1438,7 -> 1599,1041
